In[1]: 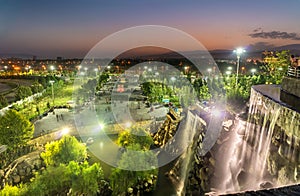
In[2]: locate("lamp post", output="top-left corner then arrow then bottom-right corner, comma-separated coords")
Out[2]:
49,80 -> 55,106
171,76 -> 176,91
207,68 -> 212,78
234,48 -> 245,87
250,68 -> 257,75
184,66 -> 189,74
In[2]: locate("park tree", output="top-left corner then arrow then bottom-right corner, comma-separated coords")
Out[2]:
262,50 -> 290,84
142,82 -> 172,103
26,161 -> 105,196
98,72 -> 109,87
110,144 -> 158,195
112,128 -> 157,195
0,94 -> 8,109
117,126 -> 153,150
31,80 -> 44,94
41,135 -> 87,166
68,161 -> 105,195
0,184 -> 26,196
193,78 -> 211,101
37,76 -> 47,88
16,86 -> 32,100
0,110 -> 34,149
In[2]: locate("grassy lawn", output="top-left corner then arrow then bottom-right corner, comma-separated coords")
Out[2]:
17,82 -> 78,120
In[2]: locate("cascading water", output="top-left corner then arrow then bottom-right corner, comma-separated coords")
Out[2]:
211,85 -> 300,195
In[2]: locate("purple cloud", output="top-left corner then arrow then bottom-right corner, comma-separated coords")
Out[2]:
249,29 -> 300,40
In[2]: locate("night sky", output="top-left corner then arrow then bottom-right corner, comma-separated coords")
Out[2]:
1,0 -> 300,58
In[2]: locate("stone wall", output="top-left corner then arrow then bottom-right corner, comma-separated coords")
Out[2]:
0,151 -> 45,188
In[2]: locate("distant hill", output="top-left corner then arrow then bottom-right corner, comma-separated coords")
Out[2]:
209,44 -> 300,60
1,44 -> 300,60
0,53 -> 36,59
272,44 -> 300,55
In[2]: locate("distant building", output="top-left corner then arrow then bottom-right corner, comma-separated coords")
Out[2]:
262,51 -> 278,64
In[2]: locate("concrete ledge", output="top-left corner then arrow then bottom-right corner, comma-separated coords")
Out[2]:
280,90 -> 300,112
281,77 -> 300,98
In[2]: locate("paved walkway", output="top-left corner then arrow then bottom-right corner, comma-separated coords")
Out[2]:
34,108 -> 75,137
33,82 -> 168,139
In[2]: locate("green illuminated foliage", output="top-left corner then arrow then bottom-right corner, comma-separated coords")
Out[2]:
41,135 -> 87,166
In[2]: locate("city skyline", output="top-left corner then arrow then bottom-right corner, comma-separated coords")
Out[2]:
1,0 -> 300,58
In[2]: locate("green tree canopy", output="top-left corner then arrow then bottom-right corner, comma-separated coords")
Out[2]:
16,86 -> 32,100
31,80 -> 44,94
0,110 -> 34,149
110,144 -> 158,195
26,161 -> 104,196
263,50 -> 290,84
0,94 -> 8,109
41,135 -> 87,166
141,82 -> 172,103
117,126 -> 153,150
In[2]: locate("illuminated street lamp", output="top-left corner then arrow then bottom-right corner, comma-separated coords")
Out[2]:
94,68 -> 98,76
170,76 -> 176,90
125,121 -> 132,128
184,66 -> 189,74
50,65 -> 55,76
61,127 -> 70,135
250,68 -> 257,75
207,68 -> 212,77
234,48 -> 246,86
225,70 -> 232,75
49,80 -> 55,106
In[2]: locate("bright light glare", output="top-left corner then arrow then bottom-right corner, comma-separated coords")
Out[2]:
125,121 -> 132,128
225,71 -> 231,75
234,48 -> 246,55
211,108 -> 222,118
99,142 -> 103,148
251,68 -> 257,73
61,128 -> 69,135
99,123 -> 104,130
